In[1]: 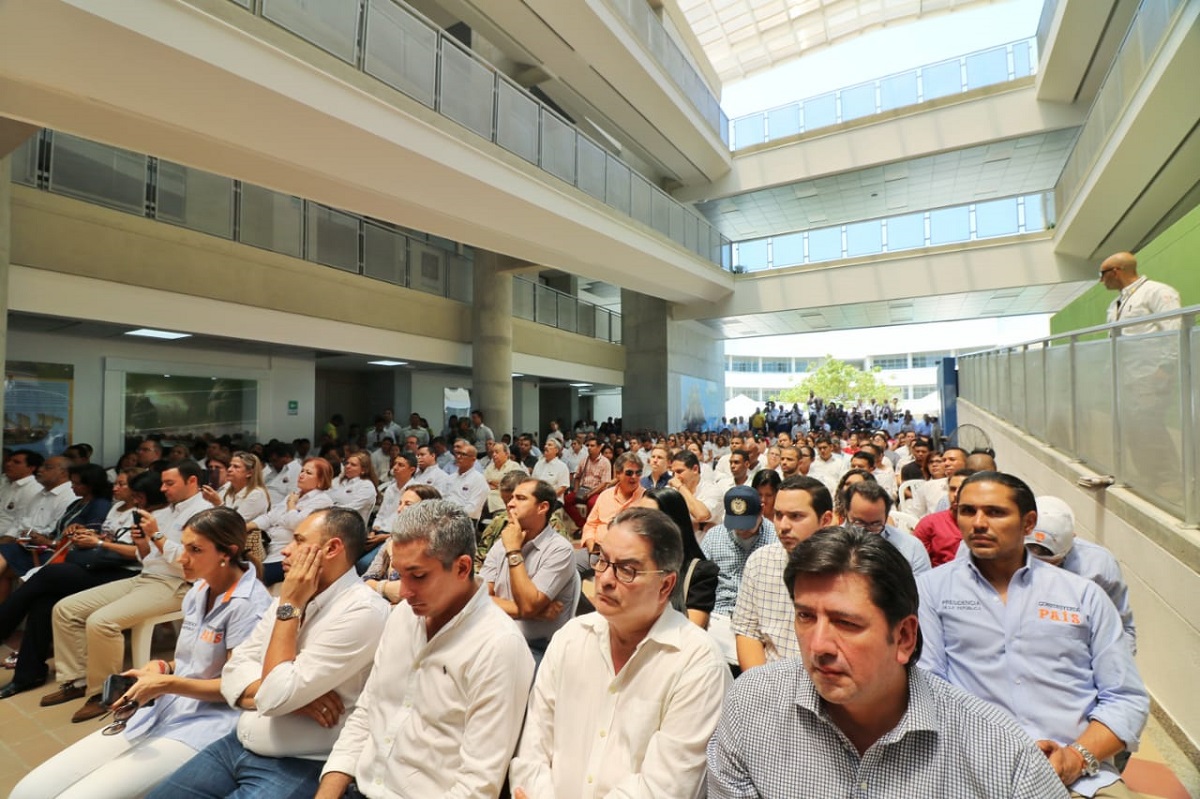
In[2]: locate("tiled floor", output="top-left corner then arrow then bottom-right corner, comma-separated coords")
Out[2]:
0,640 -> 1196,797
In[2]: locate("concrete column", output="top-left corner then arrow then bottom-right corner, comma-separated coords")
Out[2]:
620,289 -> 670,432
472,251 -> 513,442
0,122 -> 40,447
0,154 -> 11,438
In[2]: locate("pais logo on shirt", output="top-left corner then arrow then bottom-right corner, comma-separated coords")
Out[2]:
1036,601 -> 1081,624
200,628 -> 225,644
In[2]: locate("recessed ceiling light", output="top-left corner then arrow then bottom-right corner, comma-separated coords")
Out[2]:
125,328 -> 191,340
570,383 -> 592,387
511,373 -> 524,378
368,360 -> 408,367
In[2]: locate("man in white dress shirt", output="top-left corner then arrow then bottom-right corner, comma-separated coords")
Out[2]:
149,508 -> 389,799
263,443 -> 301,507
531,438 -> 570,498
317,501 -> 534,799
510,507 -> 730,799
444,439 -> 490,522
412,444 -> 449,493
0,451 -> 44,535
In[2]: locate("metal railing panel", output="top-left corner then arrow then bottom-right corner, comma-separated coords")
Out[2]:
261,0 -> 362,64
363,0 -> 438,108
363,221 -> 408,286
1115,330 -> 1184,514
438,38 -> 496,140
155,160 -> 235,239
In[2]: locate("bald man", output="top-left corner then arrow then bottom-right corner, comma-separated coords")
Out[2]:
1100,251 -> 1180,335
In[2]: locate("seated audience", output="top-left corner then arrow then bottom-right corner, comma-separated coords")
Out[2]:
0,470 -> 158,700
49,462 -> 211,722
708,527 -> 1068,798
510,507 -> 730,799
246,457 -> 334,584
481,479 -> 578,664
12,507 -> 271,799
147,508 -> 389,799
639,487 -> 719,630
316,501 -> 535,798
330,451 -> 378,525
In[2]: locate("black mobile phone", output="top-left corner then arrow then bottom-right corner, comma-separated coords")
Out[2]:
102,674 -> 137,706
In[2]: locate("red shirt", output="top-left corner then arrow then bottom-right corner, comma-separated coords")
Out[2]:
913,509 -> 963,568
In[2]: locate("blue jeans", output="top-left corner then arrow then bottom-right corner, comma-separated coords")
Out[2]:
145,731 -> 323,799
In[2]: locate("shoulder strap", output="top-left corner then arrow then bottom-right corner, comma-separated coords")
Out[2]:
682,558 -> 700,602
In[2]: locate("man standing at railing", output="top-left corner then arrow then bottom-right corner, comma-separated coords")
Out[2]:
1101,251 -> 1182,496
1100,251 -> 1180,334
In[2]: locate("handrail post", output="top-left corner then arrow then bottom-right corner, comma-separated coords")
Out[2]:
1067,335 -> 1078,454
1110,327 -> 1123,483
1180,314 -> 1197,524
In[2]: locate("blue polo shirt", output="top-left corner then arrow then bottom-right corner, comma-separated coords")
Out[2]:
124,565 -> 272,750
917,554 -> 1148,797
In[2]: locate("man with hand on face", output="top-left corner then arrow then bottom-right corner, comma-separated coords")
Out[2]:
708,527 -> 1068,798
148,508 -> 389,799
918,472 -> 1149,798
316,501 -> 534,799
510,507 -> 730,799
482,479 -> 578,664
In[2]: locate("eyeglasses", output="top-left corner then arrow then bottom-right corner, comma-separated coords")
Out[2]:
101,700 -> 140,736
1098,267 -> 1119,277
622,469 -> 640,477
589,551 -> 668,584
847,519 -> 887,534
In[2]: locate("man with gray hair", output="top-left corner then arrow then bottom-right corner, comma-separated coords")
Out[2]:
318,500 -> 534,799
444,439 -> 490,522
510,507 -> 730,799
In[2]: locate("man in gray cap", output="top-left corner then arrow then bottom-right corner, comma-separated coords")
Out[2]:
1025,496 -> 1136,654
700,485 -> 776,667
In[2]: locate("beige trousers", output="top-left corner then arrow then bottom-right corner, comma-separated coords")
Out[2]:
51,572 -> 188,693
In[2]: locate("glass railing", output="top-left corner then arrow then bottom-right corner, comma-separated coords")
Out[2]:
231,0 -> 729,267
728,38 -> 1038,151
1054,0 -> 1188,215
602,0 -> 728,144
513,277 -> 622,344
1035,0 -> 1060,65
958,306 -> 1200,524
10,129 -> 622,342
729,192 -> 1054,273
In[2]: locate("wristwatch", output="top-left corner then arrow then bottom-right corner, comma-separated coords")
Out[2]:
506,550 -> 525,568
150,531 -> 165,542
276,603 -> 303,622
1069,743 -> 1100,777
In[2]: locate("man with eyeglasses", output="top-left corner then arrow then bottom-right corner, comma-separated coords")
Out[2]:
443,440 -> 490,523
510,507 -> 730,799
580,453 -> 645,558
843,481 -> 930,576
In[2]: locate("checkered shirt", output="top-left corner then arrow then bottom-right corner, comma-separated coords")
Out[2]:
707,660 -> 1070,798
731,542 -> 799,661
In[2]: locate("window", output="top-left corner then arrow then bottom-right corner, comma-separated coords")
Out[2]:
873,356 -> 908,370
911,353 -> 949,368
730,356 -> 759,373
761,359 -> 791,373
912,385 -> 939,400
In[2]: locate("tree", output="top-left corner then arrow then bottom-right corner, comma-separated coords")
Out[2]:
772,356 -> 896,405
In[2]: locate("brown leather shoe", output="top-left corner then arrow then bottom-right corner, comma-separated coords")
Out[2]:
40,682 -> 87,707
71,695 -> 107,723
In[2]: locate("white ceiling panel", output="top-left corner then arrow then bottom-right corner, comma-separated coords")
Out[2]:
698,280 -> 1094,337
695,128 -> 1079,239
